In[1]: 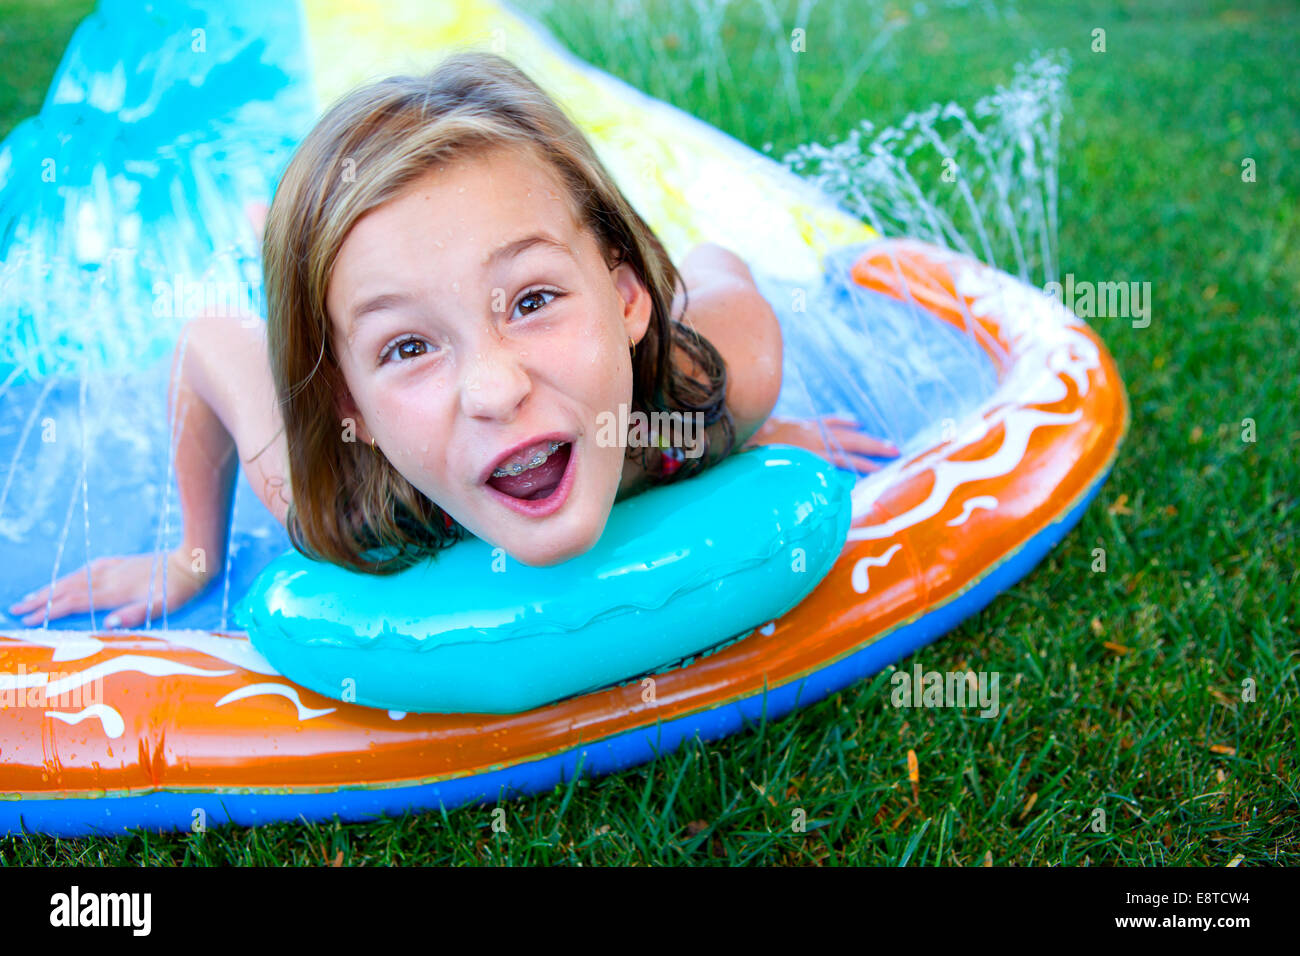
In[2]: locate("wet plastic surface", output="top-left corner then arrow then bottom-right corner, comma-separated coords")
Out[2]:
0,0 -> 995,631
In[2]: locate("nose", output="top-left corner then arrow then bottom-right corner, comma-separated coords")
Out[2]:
459,333 -> 531,421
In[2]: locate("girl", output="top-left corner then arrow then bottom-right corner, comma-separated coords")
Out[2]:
10,51 -> 896,629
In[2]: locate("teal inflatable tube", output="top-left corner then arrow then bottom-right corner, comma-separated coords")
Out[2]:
233,444 -> 854,713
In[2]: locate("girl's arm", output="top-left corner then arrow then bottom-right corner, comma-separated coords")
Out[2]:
673,243 -> 783,449
176,315 -> 292,533
7,314 -> 292,628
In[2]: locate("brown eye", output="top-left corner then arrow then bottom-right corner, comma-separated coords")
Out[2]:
515,289 -> 561,318
381,336 -> 432,365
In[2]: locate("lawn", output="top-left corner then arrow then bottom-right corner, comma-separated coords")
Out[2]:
1,0 -> 1295,865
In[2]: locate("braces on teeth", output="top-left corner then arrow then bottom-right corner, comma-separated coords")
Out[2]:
492,440 -> 564,478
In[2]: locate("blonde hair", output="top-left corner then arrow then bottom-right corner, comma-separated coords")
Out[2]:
261,51 -> 735,574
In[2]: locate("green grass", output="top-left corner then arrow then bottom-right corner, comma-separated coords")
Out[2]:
0,0 -> 91,134
1,0 -> 1296,865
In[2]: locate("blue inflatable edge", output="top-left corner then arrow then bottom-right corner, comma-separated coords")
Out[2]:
2,467 -> 1110,838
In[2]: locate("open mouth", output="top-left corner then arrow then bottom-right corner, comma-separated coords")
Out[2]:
485,440 -> 574,505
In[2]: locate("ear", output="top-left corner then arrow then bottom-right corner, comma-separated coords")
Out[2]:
611,260 -> 653,347
334,383 -> 372,446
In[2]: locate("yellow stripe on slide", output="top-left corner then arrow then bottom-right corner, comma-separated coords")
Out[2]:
301,0 -> 874,282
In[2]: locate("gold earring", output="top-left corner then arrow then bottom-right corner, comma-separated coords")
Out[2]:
629,335 -> 636,359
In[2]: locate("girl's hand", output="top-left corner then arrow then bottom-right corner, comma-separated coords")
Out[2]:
743,415 -> 900,473
7,548 -> 213,629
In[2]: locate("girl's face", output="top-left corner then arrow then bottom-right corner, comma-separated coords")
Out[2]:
325,147 -> 652,567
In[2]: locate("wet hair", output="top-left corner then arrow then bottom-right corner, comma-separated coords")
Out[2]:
260,50 -> 735,574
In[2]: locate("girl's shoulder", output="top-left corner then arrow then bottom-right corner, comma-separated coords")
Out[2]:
675,276 -> 783,449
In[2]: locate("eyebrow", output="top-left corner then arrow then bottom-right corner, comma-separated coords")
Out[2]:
348,231 -> 574,332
